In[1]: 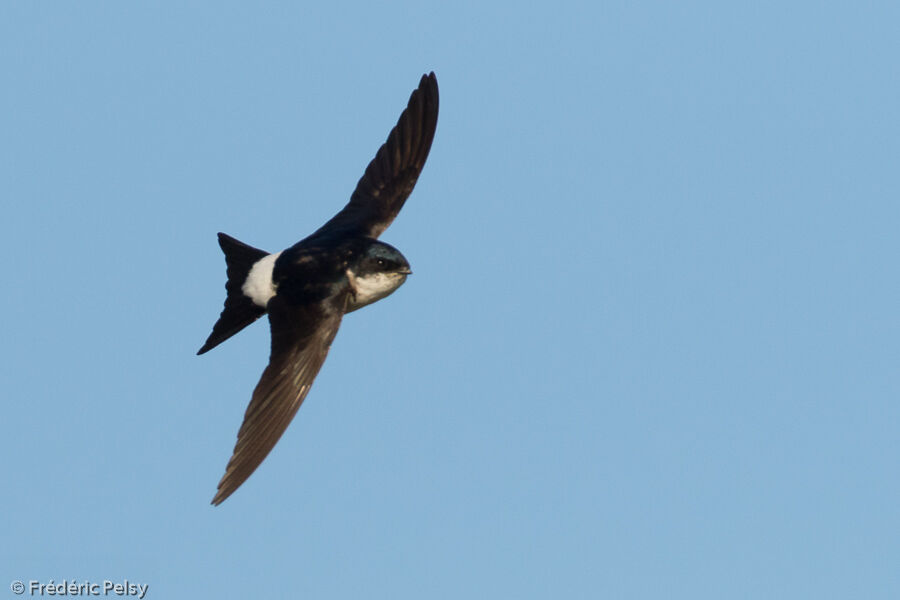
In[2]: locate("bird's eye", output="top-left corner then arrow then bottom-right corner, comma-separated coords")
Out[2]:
377,258 -> 385,267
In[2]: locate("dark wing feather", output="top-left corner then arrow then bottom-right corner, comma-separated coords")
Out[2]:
211,292 -> 348,505
310,72 -> 439,240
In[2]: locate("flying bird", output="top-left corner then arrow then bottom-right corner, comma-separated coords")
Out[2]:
198,73 -> 439,505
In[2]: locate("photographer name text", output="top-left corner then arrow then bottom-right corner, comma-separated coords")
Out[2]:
10,580 -> 148,599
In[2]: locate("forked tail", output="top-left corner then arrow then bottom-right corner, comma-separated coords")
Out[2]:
197,233 -> 269,355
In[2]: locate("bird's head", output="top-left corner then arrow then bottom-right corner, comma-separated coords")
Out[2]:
344,240 -> 411,312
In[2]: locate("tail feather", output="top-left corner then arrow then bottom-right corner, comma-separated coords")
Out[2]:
197,233 -> 269,355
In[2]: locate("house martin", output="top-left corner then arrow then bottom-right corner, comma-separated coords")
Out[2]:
198,73 -> 439,505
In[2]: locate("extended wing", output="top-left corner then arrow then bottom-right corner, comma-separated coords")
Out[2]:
309,72 -> 439,241
211,292 -> 348,505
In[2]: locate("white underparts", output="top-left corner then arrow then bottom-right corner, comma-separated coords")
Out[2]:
345,270 -> 407,312
242,251 -> 282,308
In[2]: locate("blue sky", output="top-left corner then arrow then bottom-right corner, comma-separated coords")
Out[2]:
2,1 -> 898,598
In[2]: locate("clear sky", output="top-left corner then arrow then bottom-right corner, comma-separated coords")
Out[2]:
2,1 -> 898,598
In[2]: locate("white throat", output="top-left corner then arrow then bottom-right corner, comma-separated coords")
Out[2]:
346,270 -> 407,312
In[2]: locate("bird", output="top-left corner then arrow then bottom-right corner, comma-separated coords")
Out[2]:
198,72 -> 439,505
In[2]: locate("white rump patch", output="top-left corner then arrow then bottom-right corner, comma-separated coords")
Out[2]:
242,251 -> 282,308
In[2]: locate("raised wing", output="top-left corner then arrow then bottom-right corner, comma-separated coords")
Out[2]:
310,72 -> 439,240
211,292 -> 347,505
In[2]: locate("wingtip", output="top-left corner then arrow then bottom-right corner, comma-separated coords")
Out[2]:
210,484 -> 230,506
424,73 -> 438,114
415,72 -> 437,95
